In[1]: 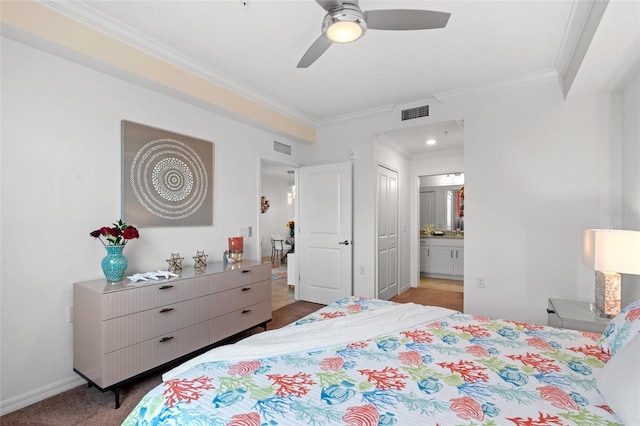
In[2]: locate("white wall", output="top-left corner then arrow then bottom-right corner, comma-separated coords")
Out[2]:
621,72 -> 640,303
0,38 -> 304,413
460,82 -> 618,322
304,76 -> 622,326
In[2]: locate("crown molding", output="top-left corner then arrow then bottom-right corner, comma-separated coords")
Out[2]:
317,103 -> 396,127
320,69 -> 562,125
412,148 -> 464,161
377,133 -> 411,158
39,0 -> 317,128
432,69 -> 562,102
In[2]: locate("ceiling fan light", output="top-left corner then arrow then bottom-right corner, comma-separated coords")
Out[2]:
322,7 -> 367,43
326,21 -> 363,43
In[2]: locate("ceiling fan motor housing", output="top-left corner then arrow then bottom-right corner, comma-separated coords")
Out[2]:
322,3 -> 367,43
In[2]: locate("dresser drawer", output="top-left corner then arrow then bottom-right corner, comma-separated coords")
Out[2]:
210,263 -> 270,293
103,296 -> 211,353
211,280 -> 270,317
210,299 -> 271,343
102,321 -> 209,387
103,276 -> 211,319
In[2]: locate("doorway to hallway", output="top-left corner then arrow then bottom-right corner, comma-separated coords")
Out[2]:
264,256 -> 295,310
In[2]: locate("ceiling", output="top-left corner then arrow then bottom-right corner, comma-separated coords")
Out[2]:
61,0 -> 577,123
26,1 -> 640,152
382,119 -> 464,154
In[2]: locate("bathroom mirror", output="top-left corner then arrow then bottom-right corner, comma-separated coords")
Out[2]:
420,173 -> 464,231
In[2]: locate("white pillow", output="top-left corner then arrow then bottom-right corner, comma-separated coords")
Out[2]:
596,332 -> 640,425
598,299 -> 640,356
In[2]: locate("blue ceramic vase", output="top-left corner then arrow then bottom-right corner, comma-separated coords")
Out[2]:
101,245 -> 128,282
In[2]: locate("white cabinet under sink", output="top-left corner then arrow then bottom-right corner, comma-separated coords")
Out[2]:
420,238 -> 464,279
420,240 -> 430,274
453,248 -> 464,276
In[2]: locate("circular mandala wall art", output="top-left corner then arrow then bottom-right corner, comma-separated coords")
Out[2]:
130,139 -> 208,220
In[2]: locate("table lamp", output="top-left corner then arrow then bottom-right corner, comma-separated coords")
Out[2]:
583,229 -> 640,317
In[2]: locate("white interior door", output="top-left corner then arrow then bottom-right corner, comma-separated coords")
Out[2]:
298,162 -> 352,305
377,165 -> 398,300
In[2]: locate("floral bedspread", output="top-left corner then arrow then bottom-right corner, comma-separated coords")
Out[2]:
123,297 -> 622,425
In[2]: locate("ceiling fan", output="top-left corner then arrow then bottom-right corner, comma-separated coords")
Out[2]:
297,0 -> 451,68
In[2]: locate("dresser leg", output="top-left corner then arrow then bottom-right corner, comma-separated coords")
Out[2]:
114,388 -> 120,409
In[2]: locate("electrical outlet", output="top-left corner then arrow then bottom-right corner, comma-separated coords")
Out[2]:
67,306 -> 73,323
476,277 -> 485,288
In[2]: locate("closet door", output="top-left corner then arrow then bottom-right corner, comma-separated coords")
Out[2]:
377,165 -> 398,300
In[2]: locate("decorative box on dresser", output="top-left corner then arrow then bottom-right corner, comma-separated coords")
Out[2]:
73,260 -> 271,408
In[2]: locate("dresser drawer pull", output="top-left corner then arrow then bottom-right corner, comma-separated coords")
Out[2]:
159,336 -> 174,343
159,308 -> 174,313
546,309 -> 556,314
241,287 -> 251,292
242,309 -> 251,314
241,270 -> 251,274
158,285 -> 174,290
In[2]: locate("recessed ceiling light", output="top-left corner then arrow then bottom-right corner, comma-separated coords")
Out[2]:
426,139 -> 437,145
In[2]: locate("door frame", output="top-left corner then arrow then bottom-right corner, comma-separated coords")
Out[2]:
411,170 -> 465,286
258,157 -> 300,297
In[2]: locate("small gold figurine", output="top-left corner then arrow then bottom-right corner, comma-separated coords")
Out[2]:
193,250 -> 208,269
166,252 -> 184,273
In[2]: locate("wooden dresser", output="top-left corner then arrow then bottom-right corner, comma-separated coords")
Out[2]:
73,260 -> 271,407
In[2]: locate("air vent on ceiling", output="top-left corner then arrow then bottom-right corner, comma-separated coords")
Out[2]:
401,105 -> 429,121
273,141 -> 291,156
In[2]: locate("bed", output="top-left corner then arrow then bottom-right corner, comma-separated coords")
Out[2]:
123,297 -> 640,425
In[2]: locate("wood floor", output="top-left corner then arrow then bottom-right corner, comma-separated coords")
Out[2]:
272,278 -> 295,311
419,276 -> 464,293
268,259 -> 464,313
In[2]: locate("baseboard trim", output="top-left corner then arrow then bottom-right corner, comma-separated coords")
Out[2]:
0,376 -> 85,416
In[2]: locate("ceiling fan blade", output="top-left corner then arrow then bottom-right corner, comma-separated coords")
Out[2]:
297,35 -> 333,68
316,0 -> 344,12
364,9 -> 451,31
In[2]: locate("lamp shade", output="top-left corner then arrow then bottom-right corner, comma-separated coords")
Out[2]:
583,229 -> 640,274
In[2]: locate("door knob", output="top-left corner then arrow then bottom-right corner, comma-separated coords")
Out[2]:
338,240 -> 350,245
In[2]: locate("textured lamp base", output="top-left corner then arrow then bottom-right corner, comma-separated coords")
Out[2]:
595,271 -> 621,318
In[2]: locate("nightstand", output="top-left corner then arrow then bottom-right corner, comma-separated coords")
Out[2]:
547,298 -> 611,334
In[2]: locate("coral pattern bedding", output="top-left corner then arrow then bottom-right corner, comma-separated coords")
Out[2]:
123,297 -> 623,425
